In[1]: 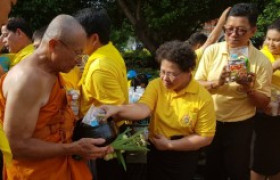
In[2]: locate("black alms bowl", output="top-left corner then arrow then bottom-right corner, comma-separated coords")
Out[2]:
73,118 -> 118,146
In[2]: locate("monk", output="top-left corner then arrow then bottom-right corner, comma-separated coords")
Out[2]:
0,14 -> 111,180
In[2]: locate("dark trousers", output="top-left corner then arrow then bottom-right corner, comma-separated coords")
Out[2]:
147,142 -> 199,180
95,158 -> 126,180
251,112 -> 280,175
95,124 -> 128,180
205,118 -> 253,180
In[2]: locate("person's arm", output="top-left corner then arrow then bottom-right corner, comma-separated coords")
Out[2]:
200,7 -> 231,51
197,65 -> 230,91
246,89 -> 270,109
149,134 -> 213,151
4,74 -> 110,160
90,68 -> 127,105
101,103 -> 151,121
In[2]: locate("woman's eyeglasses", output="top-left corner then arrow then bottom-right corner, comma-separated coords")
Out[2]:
159,70 -> 182,80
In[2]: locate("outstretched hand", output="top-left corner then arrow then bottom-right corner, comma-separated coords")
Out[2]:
99,105 -> 122,122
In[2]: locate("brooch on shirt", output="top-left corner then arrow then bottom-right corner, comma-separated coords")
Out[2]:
182,115 -> 190,124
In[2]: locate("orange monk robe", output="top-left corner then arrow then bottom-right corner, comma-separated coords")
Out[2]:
0,75 -> 92,180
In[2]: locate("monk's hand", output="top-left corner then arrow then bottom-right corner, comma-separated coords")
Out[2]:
149,134 -> 172,151
74,138 -> 111,160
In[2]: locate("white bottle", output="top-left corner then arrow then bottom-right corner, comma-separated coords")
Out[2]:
69,90 -> 80,116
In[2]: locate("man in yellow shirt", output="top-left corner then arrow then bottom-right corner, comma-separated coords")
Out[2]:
75,8 -> 129,180
101,41 -> 216,180
195,3 -> 272,180
1,17 -> 34,68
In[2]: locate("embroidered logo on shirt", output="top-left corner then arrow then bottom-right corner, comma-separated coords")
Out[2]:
182,115 -> 190,124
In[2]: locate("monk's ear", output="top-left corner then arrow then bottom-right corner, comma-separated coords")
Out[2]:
48,39 -> 58,52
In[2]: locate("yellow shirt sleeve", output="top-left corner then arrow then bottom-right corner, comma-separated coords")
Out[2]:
138,80 -> 158,111
81,68 -> 126,115
0,124 -> 12,165
254,60 -> 272,97
195,48 -> 203,64
194,46 -> 212,81
192,48 -> 204,73
194,97 -> 216,137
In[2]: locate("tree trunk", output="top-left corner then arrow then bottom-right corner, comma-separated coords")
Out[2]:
116,0 -> 158,54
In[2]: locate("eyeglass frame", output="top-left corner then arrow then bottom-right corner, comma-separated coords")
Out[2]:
223,25 -> 250,36
57,39 -> 88,62
159,70 -> 183,80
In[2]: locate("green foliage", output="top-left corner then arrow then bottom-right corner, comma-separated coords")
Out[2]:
134,0 -> 250,45
8,0 -> 279,71
10,0 -> 85,30
111,20 -> 134,51
123,48 -> 153,69
122,48 -> 159,79
255,0 -> 280,39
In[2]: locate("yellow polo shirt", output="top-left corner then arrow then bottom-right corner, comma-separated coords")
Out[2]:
139,77 -> 215,139
0,124 -> 12,165
195,41 -> 272,122
192,48 -> 204,74
80,42 -> 129,119
195,48 -> 204,64
10,44 -> 34,68
60,66 -> 80,90
261,46 -> 280,89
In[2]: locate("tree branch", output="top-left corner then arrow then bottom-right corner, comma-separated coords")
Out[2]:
116,0 -> 136,25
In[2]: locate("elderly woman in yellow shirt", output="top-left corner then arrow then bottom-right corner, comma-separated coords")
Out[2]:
101,40 -> 216,180
251,19 -> 280,180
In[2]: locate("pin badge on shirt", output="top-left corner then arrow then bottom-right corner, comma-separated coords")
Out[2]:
183,115 -> 190,124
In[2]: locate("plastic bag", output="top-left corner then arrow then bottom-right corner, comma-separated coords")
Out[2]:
82,105 -> 106,127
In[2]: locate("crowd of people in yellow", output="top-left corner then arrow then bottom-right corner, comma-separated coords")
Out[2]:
1,0 -> 280,180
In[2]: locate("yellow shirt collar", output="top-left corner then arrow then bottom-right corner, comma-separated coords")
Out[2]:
220,41 -> 254,56
171,77 -> 199,96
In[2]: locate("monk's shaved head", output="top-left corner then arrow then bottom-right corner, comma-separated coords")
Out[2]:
37,14 -> 87,73
43,14 -> 86,45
